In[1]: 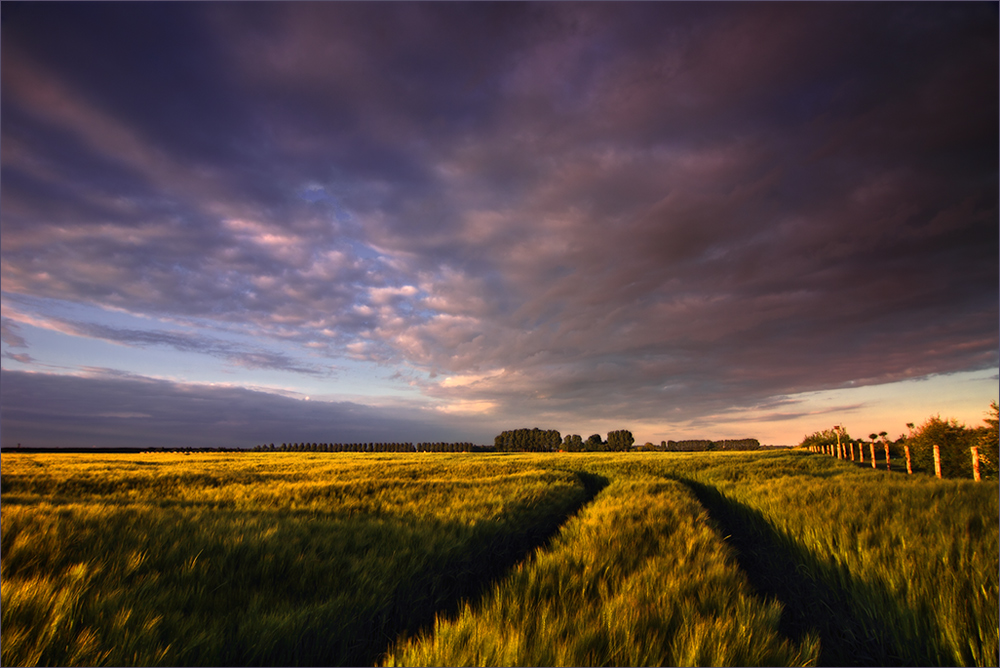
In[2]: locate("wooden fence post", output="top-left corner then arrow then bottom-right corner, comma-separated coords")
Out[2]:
870,442 -> 877,469
905,445 -> 912,475
883,443 -> 891,471
933,444 -> 942,479
971,446 -> 981,482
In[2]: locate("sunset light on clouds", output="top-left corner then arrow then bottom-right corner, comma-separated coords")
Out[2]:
1,2 -> 997,449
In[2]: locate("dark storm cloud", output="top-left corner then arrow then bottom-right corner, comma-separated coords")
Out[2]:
0,369 -> 481,449
1,2 -> 996,438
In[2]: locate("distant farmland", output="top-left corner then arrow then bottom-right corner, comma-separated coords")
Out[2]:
1,450 -> 997,666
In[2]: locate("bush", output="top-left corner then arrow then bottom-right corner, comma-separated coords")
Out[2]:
976,401 -> 999,479
902,416 -> 978,478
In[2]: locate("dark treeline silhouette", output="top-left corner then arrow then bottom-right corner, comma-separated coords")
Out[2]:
656,438 -> 761,452
494,428 -> 563,452
496,428 -> 637,452
249,442 -> 493,453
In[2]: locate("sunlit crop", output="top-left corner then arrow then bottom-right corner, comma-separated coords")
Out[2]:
2,450 -> 996,666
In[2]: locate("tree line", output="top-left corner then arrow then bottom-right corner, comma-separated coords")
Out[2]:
250,442 -> 492,453
247,430 -> 777,454
799,401 -> 999,479
494,428 -> 636,452
250,429 -> 641,454
643,438 -> 762,452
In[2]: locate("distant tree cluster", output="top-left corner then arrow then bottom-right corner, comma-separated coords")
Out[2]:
559,430 -> 635,452
494,428 -> 562,452
799,428 -> 852,452
414,442 -> 492,453
713,438 -> 762,451
663,438 -> 760,452
606,430 -> 635,451
250,442 -> 492,453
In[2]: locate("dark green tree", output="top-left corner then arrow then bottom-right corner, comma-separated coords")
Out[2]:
906,415 -> 978,478
606,430 -> 634,451
494,428 -> 562,452
978,401 -> 999,478
799,428 -> 852,450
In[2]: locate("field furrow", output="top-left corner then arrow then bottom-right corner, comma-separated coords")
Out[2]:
384,476 -> 819,667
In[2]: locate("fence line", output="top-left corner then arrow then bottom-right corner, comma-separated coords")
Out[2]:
810,440 -> 985,481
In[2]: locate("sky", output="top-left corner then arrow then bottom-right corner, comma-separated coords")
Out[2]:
1,2 -> 997,449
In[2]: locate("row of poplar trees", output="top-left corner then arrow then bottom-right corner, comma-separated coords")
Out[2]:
494,428 -> 635,452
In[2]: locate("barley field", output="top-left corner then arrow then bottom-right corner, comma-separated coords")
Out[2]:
2,450 -> 997,666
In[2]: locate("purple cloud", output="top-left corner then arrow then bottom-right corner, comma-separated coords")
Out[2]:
1,3 -> 996,446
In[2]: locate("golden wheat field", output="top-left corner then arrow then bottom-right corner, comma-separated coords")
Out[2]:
2,450 -> 997,666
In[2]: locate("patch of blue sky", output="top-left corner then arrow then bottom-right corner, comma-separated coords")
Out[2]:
299,182 -> 359,228
298,183 -> 331,203
4,292 -> 127,325
2,317 -> 218,380
346,238 -> 385,262
2,294 -> 429,404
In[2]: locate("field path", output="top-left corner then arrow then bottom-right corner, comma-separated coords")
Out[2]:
679,477 -> 954,666
372,470 -> 610,666
384,474 -> 816,666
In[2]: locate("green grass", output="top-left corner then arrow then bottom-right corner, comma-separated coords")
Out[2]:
2,450 -> 997,666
